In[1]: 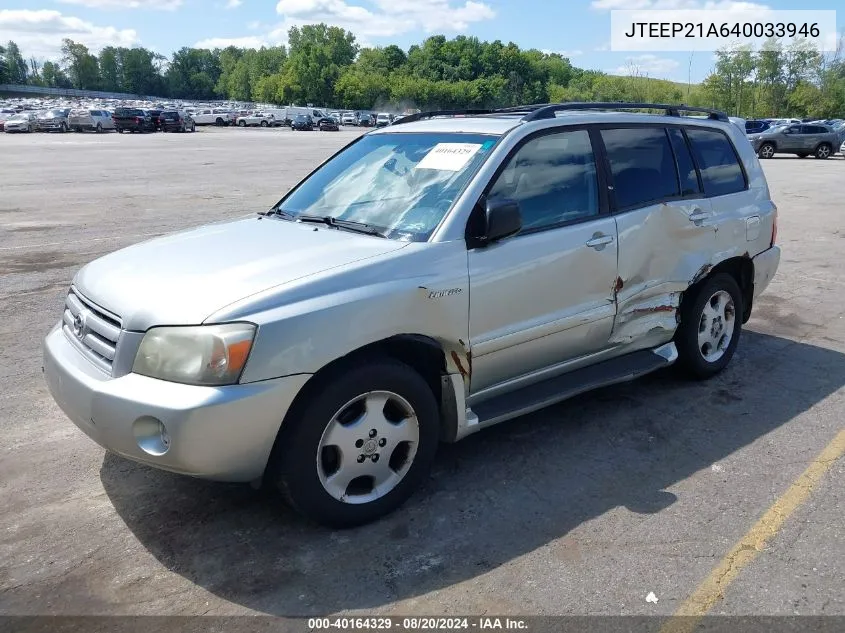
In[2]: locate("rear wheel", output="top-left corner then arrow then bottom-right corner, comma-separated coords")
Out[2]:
238,120 -> 246,127
95,123 -> 102,133
758,143 -> 775,159
675,273 -> 743,380
815,143 -> 832,159
270,359 -> 439,528
215,117 -> 224,126
260,120 -> 269,127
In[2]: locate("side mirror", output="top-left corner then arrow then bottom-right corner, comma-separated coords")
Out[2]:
470,198 -> 522,247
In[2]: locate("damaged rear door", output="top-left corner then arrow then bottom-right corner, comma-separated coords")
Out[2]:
598,125 -> 715,348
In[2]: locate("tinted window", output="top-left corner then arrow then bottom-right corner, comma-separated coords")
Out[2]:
667,128 -> 701,196
685,128 -> 746,197
488,129 -> 598,230
808,125 -> 828,134
601,127 -> 679,209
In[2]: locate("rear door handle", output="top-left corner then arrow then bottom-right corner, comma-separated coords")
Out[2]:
585,234 -> 615,249
689,210 -> 711,224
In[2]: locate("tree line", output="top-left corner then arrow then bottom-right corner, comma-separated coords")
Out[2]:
1,26 -> 843,118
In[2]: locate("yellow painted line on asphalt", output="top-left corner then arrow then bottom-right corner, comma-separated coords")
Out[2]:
661,428 -> 845,633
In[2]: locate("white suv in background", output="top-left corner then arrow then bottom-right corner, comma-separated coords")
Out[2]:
193,108 -> 236,126
68,109 -> 115,133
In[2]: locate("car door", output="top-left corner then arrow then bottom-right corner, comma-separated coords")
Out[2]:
781,125 -> 803,151
467,128 -> 618,394
599,125 -> 715,349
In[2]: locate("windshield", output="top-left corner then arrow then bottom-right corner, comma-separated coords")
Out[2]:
277,132 -> 498,241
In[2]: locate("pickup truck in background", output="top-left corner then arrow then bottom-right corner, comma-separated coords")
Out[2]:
113,108 -> 154,133
193,108 -> 237,126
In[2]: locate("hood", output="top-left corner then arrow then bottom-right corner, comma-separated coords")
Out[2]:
74,217 -> 408,331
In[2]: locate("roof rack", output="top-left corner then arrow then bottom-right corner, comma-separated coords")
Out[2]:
521,102 -> 730,122
390,101 -> 730,126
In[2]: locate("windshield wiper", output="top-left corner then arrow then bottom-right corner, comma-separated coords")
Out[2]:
259,208 -> 296,219
295,214 -> 387,238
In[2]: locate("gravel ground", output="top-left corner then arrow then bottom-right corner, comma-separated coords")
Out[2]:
0,127 -> 843,619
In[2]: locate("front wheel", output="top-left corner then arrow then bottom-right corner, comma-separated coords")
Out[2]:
238,120 -> 246,127
270,359 -> 439,528
675,273 -> 743,380
95,123 -> 102,133
758,143 -> 775,159
815,143 -> 832,159
260,120 -> 268,127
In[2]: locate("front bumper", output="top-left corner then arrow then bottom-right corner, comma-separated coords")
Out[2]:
752,245 -> 781,299
44,324 -> 311,482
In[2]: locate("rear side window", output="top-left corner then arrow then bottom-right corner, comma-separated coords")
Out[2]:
667,128 -> 701,196
488,129 -> 599,230
685,128 -> 747,197
601,127 -> 680,210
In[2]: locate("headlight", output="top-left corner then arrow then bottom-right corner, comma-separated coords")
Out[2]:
133,323 -> 256,386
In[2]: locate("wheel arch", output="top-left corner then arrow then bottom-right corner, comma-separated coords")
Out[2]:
263,334 -> 461,482
687,255 -> 754,323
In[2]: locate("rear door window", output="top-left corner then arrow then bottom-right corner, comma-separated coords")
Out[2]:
685,128 -> 747,197
600,127 -> 680,210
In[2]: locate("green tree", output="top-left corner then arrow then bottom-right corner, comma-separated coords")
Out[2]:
4,40 -> 28,84
61,39 -> 100,90
286,24 -> 357,105
40,61 -> 71,88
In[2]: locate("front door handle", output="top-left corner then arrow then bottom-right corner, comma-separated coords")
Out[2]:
689,209 -> 711,224
585,234 -> 615,249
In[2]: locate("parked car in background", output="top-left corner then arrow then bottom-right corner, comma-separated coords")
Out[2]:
68,109 -> 115,133
113,108 -> 154,133
193,108 -> 236,126
317,116 -> 339,131
375,113 -> 391,127
745,119 -> 772,135
159,110 -> 196,133
291,114 -> 315,130
749,123 -> 839,159
341,111 -> 357,125
236,112 -> 275,127
36,108 -> 71,132
3,112 -> 37,133
0,108 -> 17,131
358,113 -> 374,127
145,109 -> 163,131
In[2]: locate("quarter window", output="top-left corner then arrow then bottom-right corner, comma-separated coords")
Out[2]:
667,128 -> 701,196
685,128 -> 747,197
601,127 -> 680,209
487,129 -> 599,231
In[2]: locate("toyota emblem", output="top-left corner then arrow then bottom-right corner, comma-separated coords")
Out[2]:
72,312 -> 85,338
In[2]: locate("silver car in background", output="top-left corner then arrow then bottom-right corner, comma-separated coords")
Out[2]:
749,122 -> 839,159
68,109 -> 115,133
44,102 -> 781,528
3,112 -> 37,133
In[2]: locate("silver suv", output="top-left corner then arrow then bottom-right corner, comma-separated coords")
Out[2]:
749,123 -> 839,159
44,102 -> 781,527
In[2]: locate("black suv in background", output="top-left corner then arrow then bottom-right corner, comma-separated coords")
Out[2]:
145,109 -> 163,131
159,110 -> 196,133
113,108 -> 154,133
292,114 -> 315,131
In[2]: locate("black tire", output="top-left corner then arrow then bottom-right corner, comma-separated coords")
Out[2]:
60,122 -> 67,133
260,120 -> 268,127
215,117 -> 224,126
270,358 -> 440,528
675,273 -> 743,380
95,123 -> 102,133
815,143 -> 832,159
238,120 -> 246,127
758,142 -> 775,159
191,123 -> 196,132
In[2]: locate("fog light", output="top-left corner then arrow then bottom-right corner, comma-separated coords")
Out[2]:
133,416 -> 171,456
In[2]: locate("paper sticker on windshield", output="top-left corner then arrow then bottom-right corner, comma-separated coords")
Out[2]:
416,143 -> 482,171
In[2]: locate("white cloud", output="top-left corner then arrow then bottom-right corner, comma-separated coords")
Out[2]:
57,0 -> 182,10
275,0 -> 495,37
613,53 -> 680,76
592,0 -> 769,9
0,9 -> 139,59
225,0 -> 243,8
247,20 -> 262,29
194,36 -> 270,49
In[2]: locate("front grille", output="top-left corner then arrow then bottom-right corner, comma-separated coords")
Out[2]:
62,287 -> 122,374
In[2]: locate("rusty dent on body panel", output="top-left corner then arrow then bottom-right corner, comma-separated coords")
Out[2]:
609,292 -> 682,344
451,339 -> 472,381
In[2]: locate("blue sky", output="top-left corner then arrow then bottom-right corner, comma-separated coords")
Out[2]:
0,0 -> 841,83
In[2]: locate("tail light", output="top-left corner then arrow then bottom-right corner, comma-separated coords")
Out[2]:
771,204 -> 778,247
